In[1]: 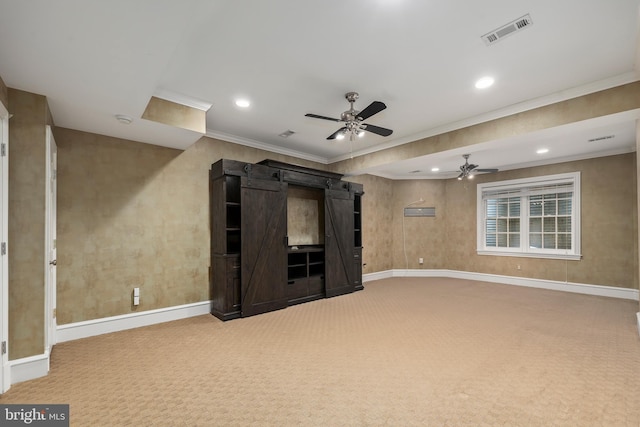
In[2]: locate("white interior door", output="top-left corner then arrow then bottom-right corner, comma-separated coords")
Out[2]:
45,126 -> 57,354
0,103 -> 9,393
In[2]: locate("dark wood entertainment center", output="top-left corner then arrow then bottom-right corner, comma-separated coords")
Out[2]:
210,159 -> 363,320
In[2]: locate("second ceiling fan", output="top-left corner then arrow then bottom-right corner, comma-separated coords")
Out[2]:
457,154 -> 499,180
305,92 -> 393,141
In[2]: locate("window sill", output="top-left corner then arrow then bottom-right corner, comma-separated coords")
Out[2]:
477,250 -> 582,261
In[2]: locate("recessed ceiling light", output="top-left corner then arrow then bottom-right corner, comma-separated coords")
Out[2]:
431,167 -> 440,172
536,148 -> 549,154
235,99 -> 250,108
475,76 -> 495,89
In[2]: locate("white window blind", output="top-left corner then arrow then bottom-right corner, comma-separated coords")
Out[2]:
477,172 -> 581,260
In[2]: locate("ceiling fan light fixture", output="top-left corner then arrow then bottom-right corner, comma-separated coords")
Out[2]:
457,154 -> 498,181
305,92 -> 393,141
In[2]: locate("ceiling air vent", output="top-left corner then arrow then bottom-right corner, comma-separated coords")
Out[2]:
482,14 -> 533,46
278,130 -> 295,138
588,135 -> 615,143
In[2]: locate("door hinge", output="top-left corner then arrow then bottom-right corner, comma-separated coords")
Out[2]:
1,341 -> 6,355
1,143 -> 5,157
1,242 -> 5,255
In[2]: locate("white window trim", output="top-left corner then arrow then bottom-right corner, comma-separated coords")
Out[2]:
476,172 -> 581,260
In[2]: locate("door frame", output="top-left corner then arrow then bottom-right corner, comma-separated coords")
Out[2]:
0,102 -> 9,393
44,126 -> 57,354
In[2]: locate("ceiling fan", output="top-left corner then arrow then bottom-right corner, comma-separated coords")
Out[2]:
305,92 -> 393,141
457,154 -> 499,180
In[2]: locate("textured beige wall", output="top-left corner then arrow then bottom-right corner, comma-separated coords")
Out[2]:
56,129 -> 185,324
142,97 -> 206,134
346,174 -> 394,273
287,186 -> 324,246
55,129 -> 328,324
391,180 -> 448,270
8,89 -> 49,359
392,154 -> 638,289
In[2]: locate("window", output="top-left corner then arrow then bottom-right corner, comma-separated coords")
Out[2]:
477,172 -> 581,260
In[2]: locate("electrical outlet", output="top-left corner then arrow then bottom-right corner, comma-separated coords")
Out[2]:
419,257 -> 424,264
517,264 -> 521,270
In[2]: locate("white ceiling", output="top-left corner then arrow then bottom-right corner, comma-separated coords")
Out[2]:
0,0 -> 639,179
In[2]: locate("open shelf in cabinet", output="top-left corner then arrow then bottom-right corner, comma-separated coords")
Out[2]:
287,245 -> 325,304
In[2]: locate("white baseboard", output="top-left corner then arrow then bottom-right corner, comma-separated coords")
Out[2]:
363,269 -> 640,301
4,301 -> 212,388
9,351 -> 49,385
362,269 -> 394,282
56,300 -> 212,343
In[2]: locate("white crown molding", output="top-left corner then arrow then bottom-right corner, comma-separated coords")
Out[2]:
331,72 -> 640,164
153,88 -> 213,111
204,129 -> 329,165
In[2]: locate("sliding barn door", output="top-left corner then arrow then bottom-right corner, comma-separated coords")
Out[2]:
324,190 -> 355,297
241,178 -> 287,317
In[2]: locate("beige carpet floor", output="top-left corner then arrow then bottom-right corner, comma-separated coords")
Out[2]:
1,277 -> 639,426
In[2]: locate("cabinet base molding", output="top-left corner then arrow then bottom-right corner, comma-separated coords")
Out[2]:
211,309 -> 241,321
288,293 -> 325,306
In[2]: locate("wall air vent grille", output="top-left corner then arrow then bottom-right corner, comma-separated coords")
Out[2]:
482,14 -> 533,46
404,207 -> 436,217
